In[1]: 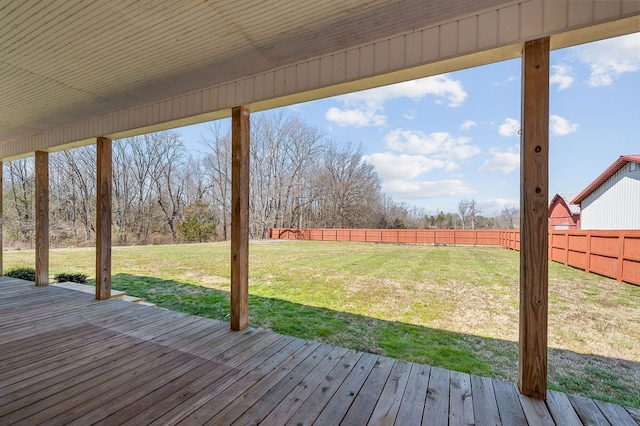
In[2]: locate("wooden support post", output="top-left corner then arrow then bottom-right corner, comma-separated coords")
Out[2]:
231,106 -> 250,331
518,37 -> 550,400
96,137 -> 112,300
35,151 -> 49,286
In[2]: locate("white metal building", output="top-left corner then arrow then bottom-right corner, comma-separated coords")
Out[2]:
572,155 -> 640,230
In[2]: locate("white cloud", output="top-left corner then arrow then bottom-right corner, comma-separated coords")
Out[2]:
479,145 -> 520,173
550,115 -> 578,136
383,179 -> 476,199
575,32 -> 640,86
550,64 -> 574,90
384,129 -> 480,159
325,74 -> 468,127
498,118 -> 520,137
493,75 -> 519,86
363,152 -> 458,181
352,75 -> 467,107
460,120 -> 476,131
325,106 -> 386,127
403,109 -> 416,120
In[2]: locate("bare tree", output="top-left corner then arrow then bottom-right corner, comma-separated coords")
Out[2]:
50,147 -> 97,244
150,131 -> 187,242
458,199 -> 480,229
4,158 -> 35,246
201,122 -> 232,240
312,142 -> 381,228
496,204 -> 520,229
249,111 -> 325,237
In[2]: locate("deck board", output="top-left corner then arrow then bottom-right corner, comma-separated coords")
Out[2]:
367,360 -> 412,426
546,390 -> 583,426
0,276 -> 636,425
449,370 -> 474,426
341,356 -> 396,425
396,363 -> 430,425
569,394 -> 613,426
470,375 -> 502,425
423,366 -> 450,425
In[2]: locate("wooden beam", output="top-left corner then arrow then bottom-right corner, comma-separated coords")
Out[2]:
518,37 -> 550,400
35,151 -> 49,286
230,106 -> 250,331
96,137 -> 112,300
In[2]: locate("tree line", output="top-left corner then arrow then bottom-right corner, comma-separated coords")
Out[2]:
2,112 -> 519,248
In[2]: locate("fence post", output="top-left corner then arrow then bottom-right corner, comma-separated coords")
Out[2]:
585,232 -> 591,273
618,234 -> 624,282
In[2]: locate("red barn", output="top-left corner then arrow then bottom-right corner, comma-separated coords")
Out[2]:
548,194 -> 580,230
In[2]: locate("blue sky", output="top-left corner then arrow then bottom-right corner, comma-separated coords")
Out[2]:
178,32 -> 640,216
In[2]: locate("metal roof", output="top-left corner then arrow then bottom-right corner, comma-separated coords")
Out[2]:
549,193 -> 581,215
1,0 -> 639,159
572,155 -> 640,204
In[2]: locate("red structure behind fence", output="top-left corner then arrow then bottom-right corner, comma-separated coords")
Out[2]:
271,228 -> 640,286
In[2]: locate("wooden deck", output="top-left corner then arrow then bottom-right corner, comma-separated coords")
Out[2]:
1,277 -> 638,425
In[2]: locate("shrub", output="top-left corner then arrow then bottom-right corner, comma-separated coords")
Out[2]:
178,202 -> 217,243
5,266 -> 36,281
54,273 -> 88,284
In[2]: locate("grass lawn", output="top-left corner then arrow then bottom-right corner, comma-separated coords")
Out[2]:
4,240 -> 639,408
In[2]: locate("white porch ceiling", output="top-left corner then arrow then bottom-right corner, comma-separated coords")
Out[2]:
0,0 -> 638,159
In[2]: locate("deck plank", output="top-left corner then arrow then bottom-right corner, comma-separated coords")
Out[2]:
146,334 -> 297,425
594,399 -> 637,426
260,346 -> 350,426
395,363 -> 430,425
568,394 -> 612,426
2,341 -> 192,423
0,312 -> 218,386
175,338 -> 313,424
423,366 -> 450,426
545,389 -> 583,426
450,371 -> 474,426
367,360 -> 413,426
312,352 -> 380,426
0,322 -> 234,422
341,356 -> 396,426
124,333 -> 288,425
470,375 -> 501,426
493,379 -> 527,426
626,407 -> 640,425
225,343 -> 336,425
518,391 -> 555,425
285,350 -> 364,426
66,347 -> 238,425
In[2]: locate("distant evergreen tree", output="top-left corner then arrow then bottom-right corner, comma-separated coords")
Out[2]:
178,202 -> 217,242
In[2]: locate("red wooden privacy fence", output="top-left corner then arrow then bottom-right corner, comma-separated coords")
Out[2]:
270,228 -> 640,286
270,228 -> 502,246
500,229 -> 640,286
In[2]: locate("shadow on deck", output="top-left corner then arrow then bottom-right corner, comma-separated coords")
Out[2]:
0,276 -> 638,425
